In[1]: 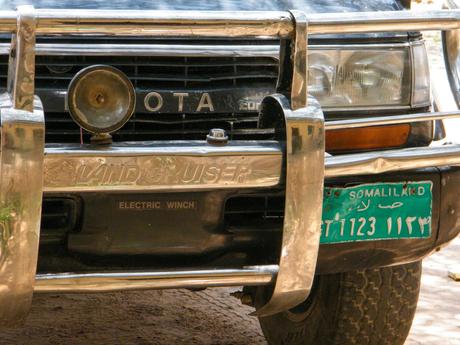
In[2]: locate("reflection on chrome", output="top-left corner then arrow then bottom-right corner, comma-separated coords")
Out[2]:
255,94 -> 325,316
43,142 -> 282,192
34,266 -> 279,293
0,95 -> 45,325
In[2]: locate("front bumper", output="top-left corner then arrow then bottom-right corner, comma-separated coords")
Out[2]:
2,5 -> 460,325
5,100 -> 460,321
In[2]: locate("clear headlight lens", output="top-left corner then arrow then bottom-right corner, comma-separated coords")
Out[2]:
307,44 -> 430,109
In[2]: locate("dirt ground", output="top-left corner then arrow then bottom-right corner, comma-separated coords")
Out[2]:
406,238 -> 460,345
0,238 -> 457,345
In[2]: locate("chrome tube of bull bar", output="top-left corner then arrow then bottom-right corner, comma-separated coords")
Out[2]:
35,9 -> 460,36
0,95 -> 45,326
308,10 -> 460,34
0,9 -> 456,36
253,10 -> 325,317
325,145 -> 460,178
34,10 -> 295,37
28,9 -> 460,36
254,93 -> 325,317
0,6 -> 45,326
326,111 -> 460,130
7,5 -> 36,112
34,266 -> 278,293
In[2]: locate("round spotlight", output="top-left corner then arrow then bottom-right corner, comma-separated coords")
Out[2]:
67,65 -> 135,134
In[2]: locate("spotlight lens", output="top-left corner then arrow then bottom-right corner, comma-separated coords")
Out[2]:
67,65 -> 135,134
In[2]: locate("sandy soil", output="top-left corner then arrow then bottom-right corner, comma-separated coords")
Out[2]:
0,238 -> 458,345
406,238 -> 460,345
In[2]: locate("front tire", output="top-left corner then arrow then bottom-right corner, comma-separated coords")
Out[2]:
255,261 -> 422,345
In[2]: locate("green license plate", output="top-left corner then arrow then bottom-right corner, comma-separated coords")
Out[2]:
320,181 -> 433,244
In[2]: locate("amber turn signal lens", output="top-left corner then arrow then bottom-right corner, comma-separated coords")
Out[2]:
326,124 -> 411,153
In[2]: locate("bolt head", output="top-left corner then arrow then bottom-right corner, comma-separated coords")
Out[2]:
207,128 -> 228,144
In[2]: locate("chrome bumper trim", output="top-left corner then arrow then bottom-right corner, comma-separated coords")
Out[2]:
35,266 -> 278,293
38,142 -> 460,193
0,95 -> 45,325
43,142 -> 282,192
0,42 -> 418,58
0,43 -> 281,58
40,142 -> 460,192
326,144 -> 460,178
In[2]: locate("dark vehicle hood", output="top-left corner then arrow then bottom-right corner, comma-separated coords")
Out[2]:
2,0 -> 401,12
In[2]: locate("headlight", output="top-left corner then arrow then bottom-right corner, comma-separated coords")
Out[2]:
308,42 -> 430,109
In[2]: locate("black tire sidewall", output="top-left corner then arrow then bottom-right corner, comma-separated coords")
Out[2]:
255,274 -> 342,345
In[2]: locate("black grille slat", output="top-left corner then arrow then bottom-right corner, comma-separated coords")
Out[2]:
31,61 -> 278,68
27,72 -> 277,82
132,116 -> 260,125
40,197 -> 80,246
44,108 -> 274,141
225,195 -> 285,227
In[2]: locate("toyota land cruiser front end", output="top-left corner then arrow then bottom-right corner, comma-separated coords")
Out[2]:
1,0 -> 460,344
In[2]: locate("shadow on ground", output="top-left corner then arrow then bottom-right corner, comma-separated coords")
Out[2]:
0,238 -> 458,345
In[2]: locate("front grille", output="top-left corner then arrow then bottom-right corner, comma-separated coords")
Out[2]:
225,195 -> 284,227
44,111 -> 275,142
32,55 -> 278,89
0,51 -> 279,143
40,197 -> 81,245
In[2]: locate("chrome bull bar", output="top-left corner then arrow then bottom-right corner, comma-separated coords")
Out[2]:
0,95 -> 44,325
1,5 -> 460,324
35,266 -> 279,293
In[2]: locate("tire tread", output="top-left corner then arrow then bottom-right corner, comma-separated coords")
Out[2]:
332,262 -> 421,345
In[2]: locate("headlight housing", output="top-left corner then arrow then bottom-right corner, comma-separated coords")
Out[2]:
307,42 -> 430,110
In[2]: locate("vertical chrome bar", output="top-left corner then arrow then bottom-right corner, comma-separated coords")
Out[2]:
7,5 -> 36,112
0,5 -> 45,326
256,94 -> 325,317
289,10 -> 308,110
443,0 -> 460,108
255,12 -> 325,317
0,95 -> 45,325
